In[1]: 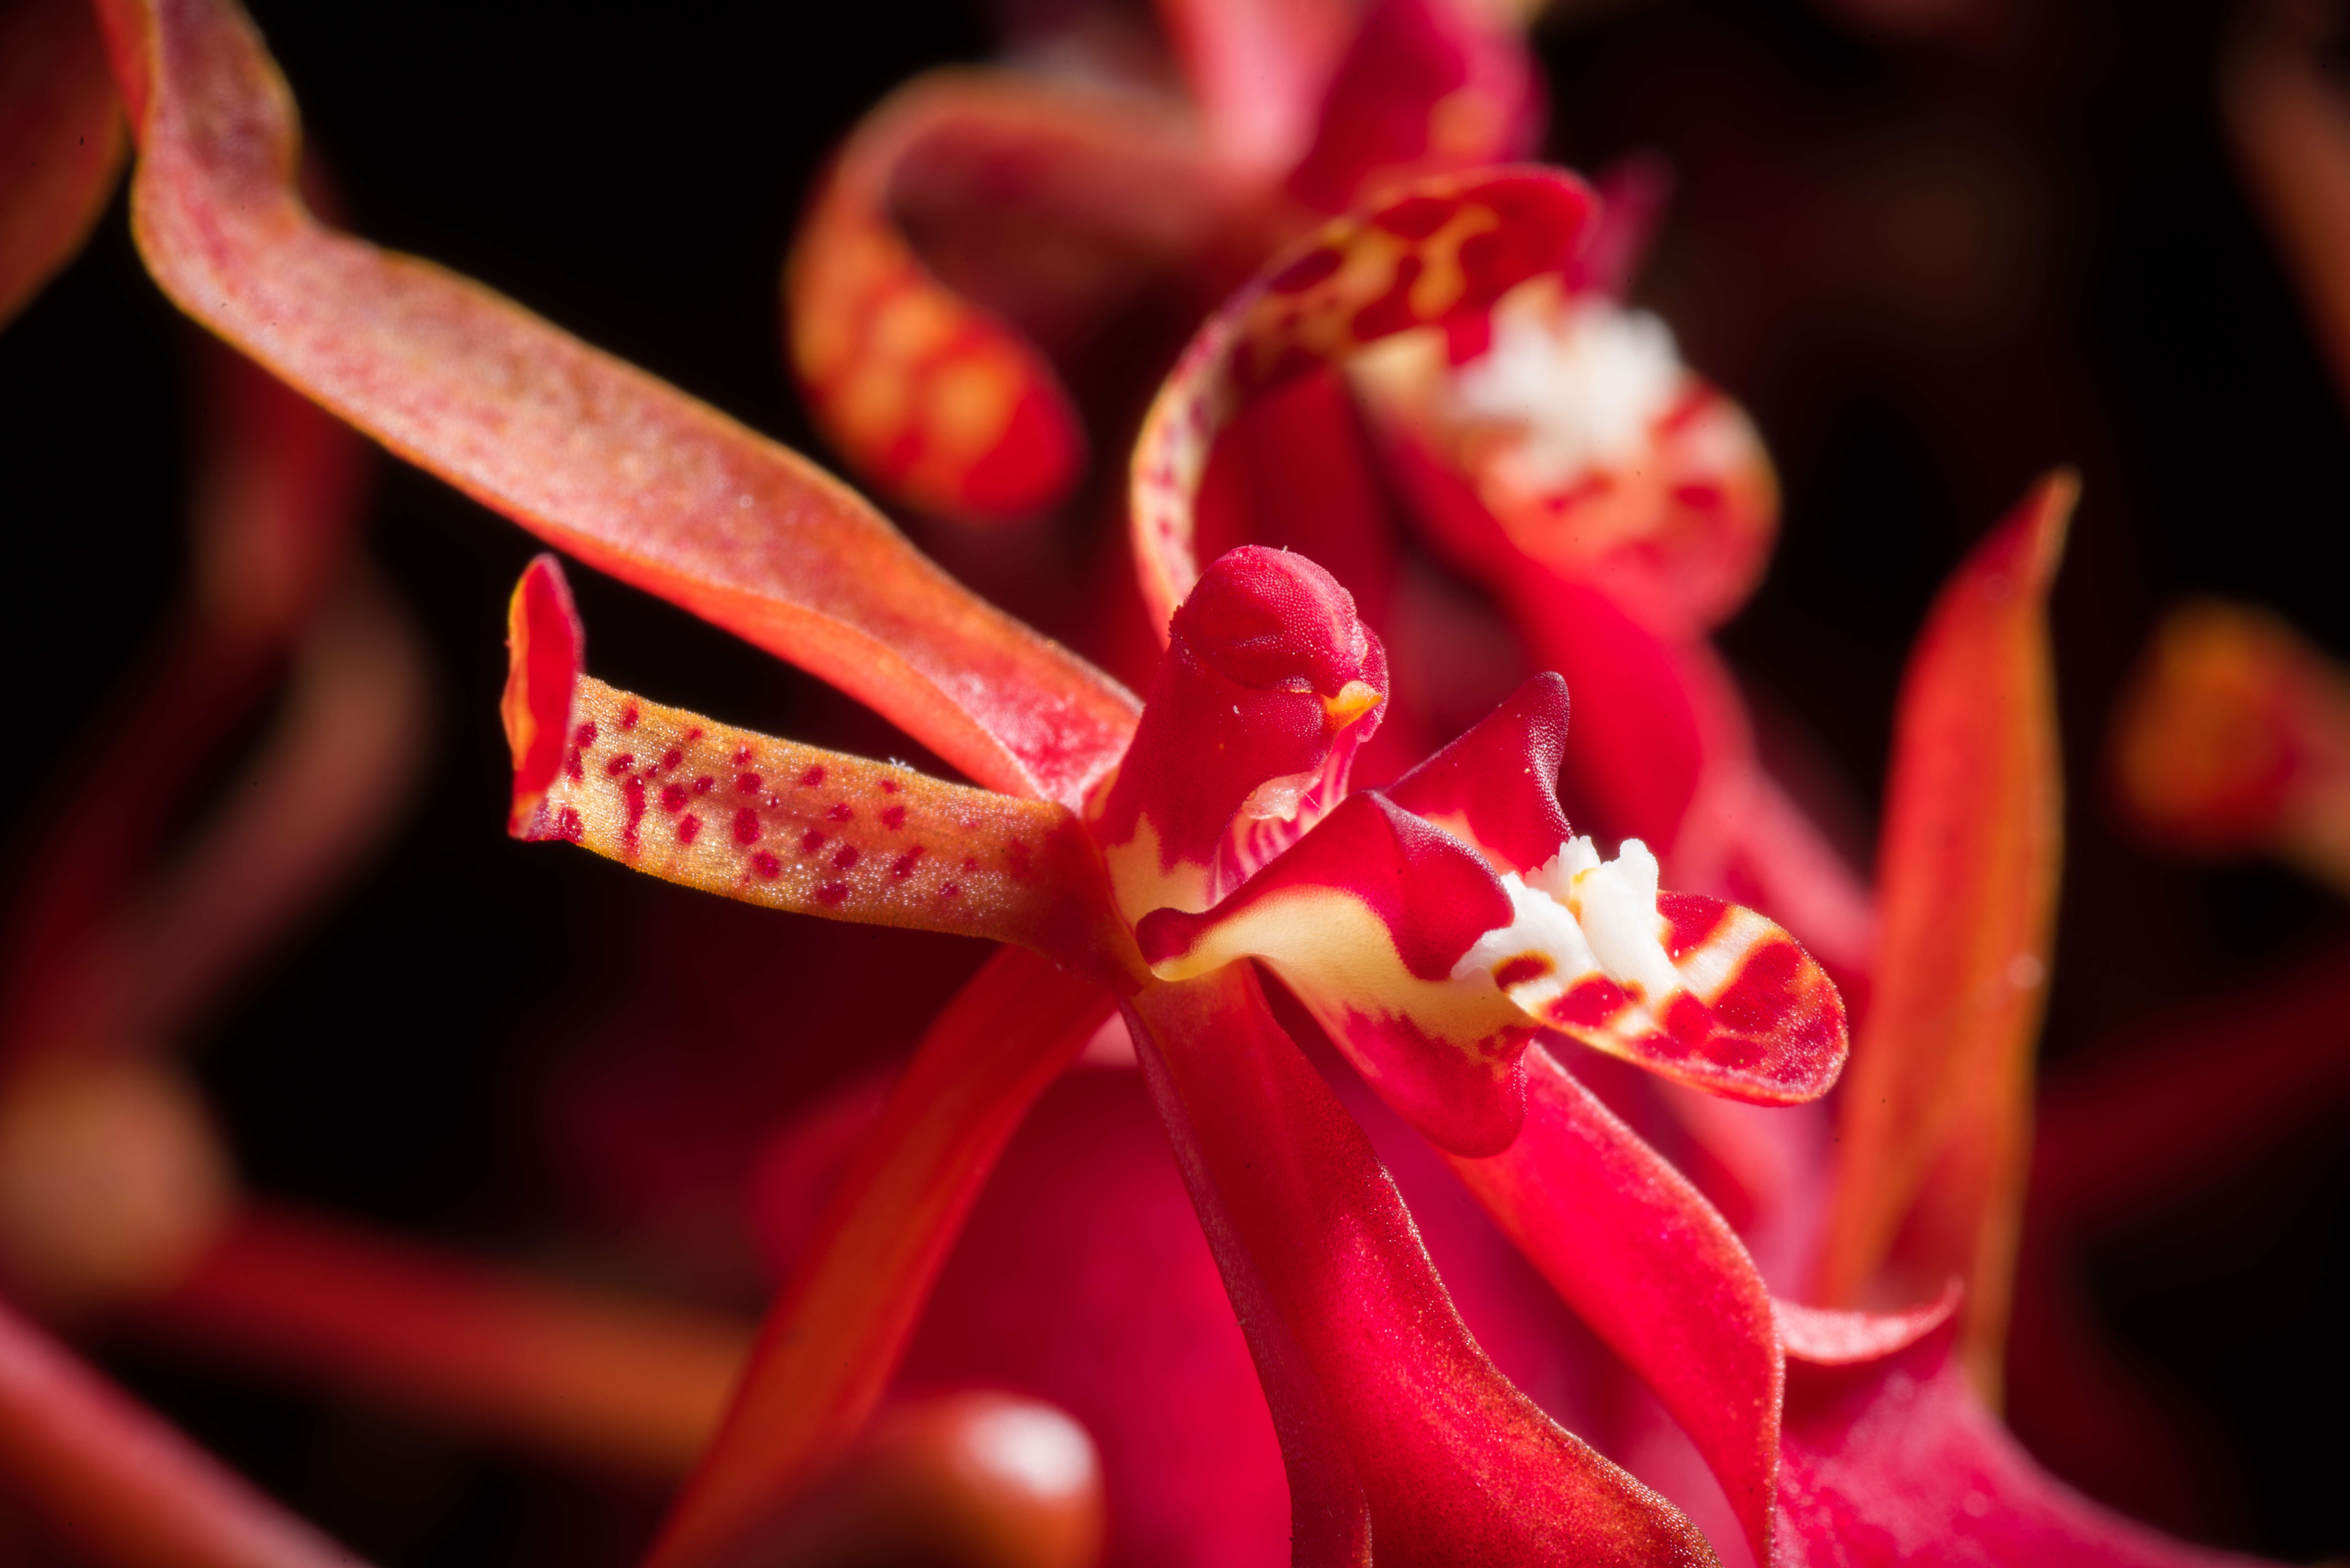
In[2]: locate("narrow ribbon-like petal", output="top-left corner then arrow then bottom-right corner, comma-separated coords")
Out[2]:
1125,962 -> 1717,1567
1446,1045 -> 1785,1567
1815,473 -> 2074,1398
502,558 -> 1127,976
94,0 -> 1138,807
0,0 -> 125,328
1134,167 -> 1596,632
648,946 -> 1113,1568
788,73 -> 1225,523
1777,1318 -> 2270,1568
0,1291 -> 364,1568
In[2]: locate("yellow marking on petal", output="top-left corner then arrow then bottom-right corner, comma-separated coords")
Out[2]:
1321,680 -> 1385,730
923,352 -> 1020,468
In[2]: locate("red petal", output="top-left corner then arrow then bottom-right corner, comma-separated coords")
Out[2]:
1778,1319 -> 2270,1567
649,947 -> 1114,1568
1447,1045 -> 1783,1566
1776,1284 -> 1961,1368
1814,472 -> 2074,1395
95,0 -> 1137,807
1286,0 -> 1543,214
501,560 -> 1130,975
1125,963 -> 1717,1566
1387,671 -> 1573,873
1135,166 -> 1596,632
0,0 -> 124,328
1153,0 -> 1355,175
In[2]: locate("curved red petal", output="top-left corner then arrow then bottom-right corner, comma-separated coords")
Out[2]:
1446,1045 -> 1784,1567
1126,963 -> 1717,1566
0,0 -> 125,328
1776,1283 -> 1962,1368
95,0 -> 1138,807
1387,670 -> 1573,873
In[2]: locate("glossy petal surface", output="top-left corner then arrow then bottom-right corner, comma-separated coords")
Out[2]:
1816,473 -> 2073,1394
96,0 -> 1137,806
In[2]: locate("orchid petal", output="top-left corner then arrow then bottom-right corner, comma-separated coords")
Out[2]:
136,1206 -> 751,1478
1125,962 -> 1717,1566
649,946 -> 1114,1568
502,558 -> 1127,976
0,1290 -> 362,1568
1776,1283 -> 1962,1368
1815,472 -> 2074,1398
788,72 -> 1225,523
1151,0 -> 1356,177
0,0 -> 125,329
1134,167 -> 1597,633
93,0 -> 1138,807
1446,1045 -> 1785,1567
1777,1318 -> 2269,1568
1285,0 -> 1543,215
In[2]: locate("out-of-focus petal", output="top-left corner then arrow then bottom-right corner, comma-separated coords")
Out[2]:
1777,1318 -> 2270,1568
650,947 -> 1114,1568
2109,598 -> 2350,895
704,1392 -> 1105,1568
1775,1282 -> 1960,1368
502,559 -> 1127,973
1447,1046 -> 1784,1567
788,72 -> 1227,523
1152,0 -> 1356,177
0,1291 -> 363,1568
1286,0 -> 1543,214
1125,962 -> 1717,1567
1134,167 -> 1596,633
0,0 -> 125,329
95,0 -> 1138,807
1815,473 -> 2073,1398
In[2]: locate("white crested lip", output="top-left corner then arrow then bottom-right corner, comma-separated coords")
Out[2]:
1453,836 -> 1684,1017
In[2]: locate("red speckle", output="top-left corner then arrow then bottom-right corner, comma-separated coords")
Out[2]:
1658,893 -> 1729,961
684,727 -> 704,742
1269,245 -> 1342,295
816,882 -> 850,906
961,856 -> 979,871
1492,955 -> 1552,990
753,851 -> 782,879
693,776 -> 716,795
831,846 -> 861,871
732,808 -> 762,846
1663,993 -> 1715,1048
659,748 -> 684,772
573,721 -> 598,749
619,704 -> 640,730
737,773 -> 763,794
828,803 -> 854,822
733,747 -> 754,765
564,747 -> 584,783
799,765 -> 826,788
604,753 -> 635,777
661,783 -> 688,813
622,777 -> 647,851
1548,976 -> 1629,1029
1006,839 -> 1034,878
889,847 -> 923,880
676,814 -> 701,844
1712,942 -> 1809,1039
799,828 -> 825,854
879,779 -> 900,794
1373,194 -> 1457,240
1672,482 -> 1724,512
939,882 -> 962,899
881,804 -> 906,831
555,806 -> 584,842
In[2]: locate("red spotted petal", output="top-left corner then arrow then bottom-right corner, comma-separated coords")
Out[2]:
1134,167 -> 1597,633
0,0 -> 125,328
1287,0 -> 1543,214
500,558 -> 1126,977
1125,963 -> 1716,1566
787,73 -> 1229,523
1447,1046 -> 1784,1567
1815,473 -> 2073,1393
1778,1317 -> 2270,1568
95,0 -> 1137,807
650,947 -> 1115,1568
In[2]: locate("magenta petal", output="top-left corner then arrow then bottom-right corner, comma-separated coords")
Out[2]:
1126,965 -> 1716,1567
1448,1046 -> 1782,1566
1778,1321 -> 2272,1568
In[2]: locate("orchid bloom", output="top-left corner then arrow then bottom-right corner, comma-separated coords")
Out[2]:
785,0 -> 1540,521
0,0 -> 2314,1564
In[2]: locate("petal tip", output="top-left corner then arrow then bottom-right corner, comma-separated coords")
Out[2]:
503,554 -> 585,839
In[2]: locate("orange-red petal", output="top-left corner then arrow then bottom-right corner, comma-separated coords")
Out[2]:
0,0 -> 125,328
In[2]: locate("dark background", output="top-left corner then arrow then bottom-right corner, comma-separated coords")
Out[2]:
1,0 -> 2345,1560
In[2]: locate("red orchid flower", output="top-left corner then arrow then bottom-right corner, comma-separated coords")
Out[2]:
0,1 -> 2308,1565
784,0 -> 1541,521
